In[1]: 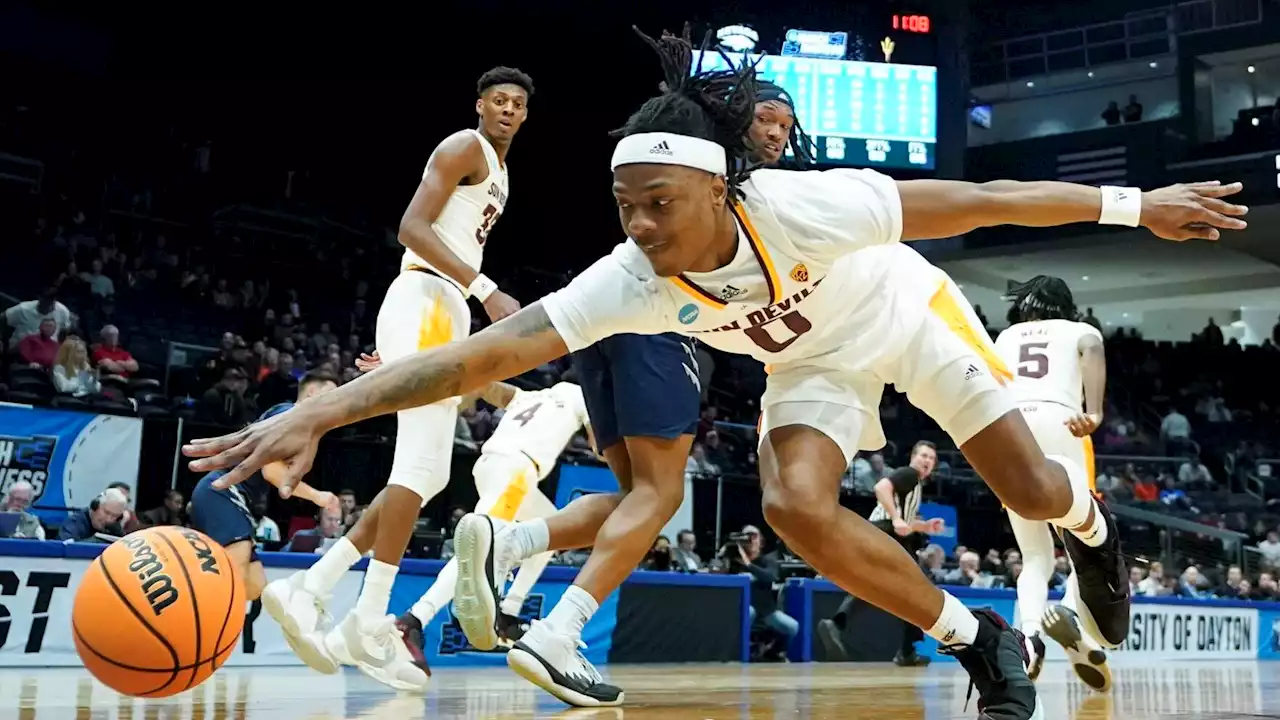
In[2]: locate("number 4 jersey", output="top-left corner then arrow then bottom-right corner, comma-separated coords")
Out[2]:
481,382 -> 590,479
993,319 -> 1102,411
400,128 -> 509,291
542,167 -> 949,372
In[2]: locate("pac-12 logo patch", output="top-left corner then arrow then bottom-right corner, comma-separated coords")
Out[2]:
678,303 -> 700,324
789,263 -> 809,283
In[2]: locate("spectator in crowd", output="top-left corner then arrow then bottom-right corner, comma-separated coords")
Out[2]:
1218,565 -> 1247,598
140,490 -> 186,527
1138,561 -> 1165,596
672,529 -> 705,573
17,318 -> 60,369
1133,473 -> 1159,502
1,480 -> 45,539
1258,531 -> 1280,571
252,495 -> 282,548
439,506 -> 468,561
723,525 -> 797,661
1128,566 -> 1145,596
1256,573 -> 1279,601
919,544 -> 949,584
59,488 -> 127,541
283,506 -> 344,552
1123,94 -> 1144,123
52,337 -> 100,397
105,481 -> 140,533
3,287 -> 73,348
1160,406 -> 1194,456
642,535 -> 675,571
1081,307 -> 1102,331
958,550 -> 998,588
256,352 -> 298,408
197,367 -> 255,426
685,442 -> 719,476
1179,566 -> 1209,598
1178,455 -> 1214,487
1202,317 -> 1224,345
1102,101 -> 1121,126
91,325 -> 138,377
82,258 -> 115,299
338,488 -> 359,531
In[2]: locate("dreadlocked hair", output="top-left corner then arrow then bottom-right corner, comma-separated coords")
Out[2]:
477,66 -> 535,98
1005,275 -> 1078,324
612,25 -> 759,195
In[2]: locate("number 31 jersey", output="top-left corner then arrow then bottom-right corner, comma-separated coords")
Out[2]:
993,319 -> 1102,411
481,382 -> 589,478
401,129 -> 509,292
542,167 -> 951,372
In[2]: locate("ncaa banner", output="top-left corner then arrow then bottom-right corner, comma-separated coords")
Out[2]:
0,406 -> 142,522
0,553 -> 364,667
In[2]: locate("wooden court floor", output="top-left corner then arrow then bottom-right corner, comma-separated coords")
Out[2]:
2,660 -> 1277,719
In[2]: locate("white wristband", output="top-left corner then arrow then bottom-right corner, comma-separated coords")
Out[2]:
1098,186 -> 1142,227
468,274 -> 498,302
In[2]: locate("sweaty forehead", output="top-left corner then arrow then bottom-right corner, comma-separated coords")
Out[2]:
612,164 -> 710,194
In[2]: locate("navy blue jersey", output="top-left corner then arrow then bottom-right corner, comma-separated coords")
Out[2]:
571,333 -> 700,451
191,402 -> 294,553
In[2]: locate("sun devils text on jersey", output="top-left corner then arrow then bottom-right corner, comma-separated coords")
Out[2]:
994,319 -> 1103,411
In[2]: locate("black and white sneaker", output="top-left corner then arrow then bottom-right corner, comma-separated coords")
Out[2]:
1025,632 -> 1046,681
939,609 -> 1043,719
1061,500 -> 1130,648
497,612 -> 530,648
816,619 -> 849,661
507,620 -> 623,707
1043,606 -> 1112,693
453,514 -> 517,651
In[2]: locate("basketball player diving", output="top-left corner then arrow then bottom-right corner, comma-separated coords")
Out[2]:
184,29 -> 1248,718
249,66 -> 533,676
994,276 -> 1113,692
189,371 -> 340,603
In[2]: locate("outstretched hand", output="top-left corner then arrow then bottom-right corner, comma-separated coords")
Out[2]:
355,351 -> 382,373
182,410 -> 324,497
1141,181 -> 1248,241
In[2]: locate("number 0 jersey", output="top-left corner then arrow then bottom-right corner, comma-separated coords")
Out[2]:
993,319 -> 1103,411
541,168 -> 951,373
481,382 -> 589,478
401,129 -> 509,291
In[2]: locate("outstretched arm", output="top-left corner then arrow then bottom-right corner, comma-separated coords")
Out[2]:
897,180 -> 1247,242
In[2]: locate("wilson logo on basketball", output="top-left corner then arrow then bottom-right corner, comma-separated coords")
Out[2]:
122,535 -> 179,616
789,264 -> 809,283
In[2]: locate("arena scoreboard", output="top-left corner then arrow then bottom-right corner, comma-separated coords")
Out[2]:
694,50 -> 937,170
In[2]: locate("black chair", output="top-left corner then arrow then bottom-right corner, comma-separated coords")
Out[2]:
10,376 -> 53,403
128,377 -> 162,396
51,396 -> 91,411
9,366 -> 49,385
138,404 -> 170,419
90,398 -> 136,416
6,390 -> 41,406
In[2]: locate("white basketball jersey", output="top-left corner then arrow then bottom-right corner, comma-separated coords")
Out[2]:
401,129 -> 509,288
994,319 -> 1103,410
481,382 -> 589,478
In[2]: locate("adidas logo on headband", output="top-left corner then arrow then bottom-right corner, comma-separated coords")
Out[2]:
649,141 -> 674,156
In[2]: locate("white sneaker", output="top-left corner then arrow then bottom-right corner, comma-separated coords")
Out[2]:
1043,605 -> 1112,693
453,514 -> 519,651
356,642 -> 431,693
506,620 -> 623,708
260,572 -> 339,674
331,611 -> 401,667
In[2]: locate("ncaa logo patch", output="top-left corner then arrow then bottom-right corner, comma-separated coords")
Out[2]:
678,303 -> 700,324
790,263 -> 809,283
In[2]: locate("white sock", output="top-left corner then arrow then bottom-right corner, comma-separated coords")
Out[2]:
501,551 -> 553,617
355,559 -> 399,619
927,591 -> 979,647
302,536 -> 362,596
1022,618 -> 1043,639
409,557 -> 458,626
507,518 -> 550,559
1044,455 -> 1109,547
545,585 -> 598,637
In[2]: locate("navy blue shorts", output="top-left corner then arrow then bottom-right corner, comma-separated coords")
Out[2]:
571,333 -> 701,451
190,476 -> 259,560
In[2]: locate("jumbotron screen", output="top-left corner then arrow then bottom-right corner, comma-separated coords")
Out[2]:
692,50 -> 938,170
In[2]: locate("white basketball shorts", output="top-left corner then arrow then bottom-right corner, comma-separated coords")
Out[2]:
375,270 -> 472,504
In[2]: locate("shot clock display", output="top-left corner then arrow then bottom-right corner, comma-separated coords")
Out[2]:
692,49 -> 937,170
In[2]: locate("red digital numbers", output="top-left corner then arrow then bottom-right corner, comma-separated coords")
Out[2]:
893,14 -> 931,34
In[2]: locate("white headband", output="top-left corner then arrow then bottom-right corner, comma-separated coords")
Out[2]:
610,132 -> 727,176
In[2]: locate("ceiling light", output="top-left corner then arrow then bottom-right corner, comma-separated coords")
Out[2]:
1248,65 -> 1256,73
1087,71 -> 1095,78
1026,81 -> 1035,87
1122,312 -> 1129,318
1081,275 -> 1089,281
1149,61 -> 1158,68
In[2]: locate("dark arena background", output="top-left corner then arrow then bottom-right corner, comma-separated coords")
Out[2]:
2,0 -> 1280,717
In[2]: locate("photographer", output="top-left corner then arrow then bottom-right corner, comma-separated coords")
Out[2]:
817,441 -> 945,666
720,525 -> 798,661
642,535 -> 676,571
